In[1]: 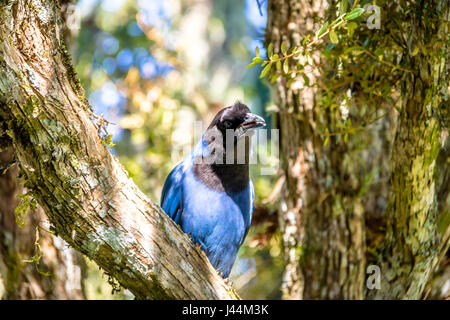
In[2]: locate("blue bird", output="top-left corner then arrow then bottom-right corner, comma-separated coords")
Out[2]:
161,102 -> 265,278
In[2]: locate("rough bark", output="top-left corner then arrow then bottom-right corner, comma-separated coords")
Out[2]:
266,0 -> 366,299
0,145 -> 86,299
370,0 -> 449,299
0,0 -> 238,300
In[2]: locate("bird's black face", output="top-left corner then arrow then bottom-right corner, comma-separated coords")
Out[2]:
208,102 -> 266,137
196,102 -> 265,190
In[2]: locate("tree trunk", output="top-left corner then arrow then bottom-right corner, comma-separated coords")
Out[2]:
370,0 -> 449,299
266,0 -> 448,300
266,0 -> 366,299
0,0 -> 238,300
0,144 -> 86,299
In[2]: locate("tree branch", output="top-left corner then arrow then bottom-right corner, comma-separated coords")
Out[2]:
0,0 -> 239,300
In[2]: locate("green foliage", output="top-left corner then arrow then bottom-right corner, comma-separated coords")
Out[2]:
23,228 -> 51,277
102,133 -> 115,148
248,7 -> 366,76
13,192 -> 50,276
249,2 -> 412,146
345,8 -> 365,20
14,192 -> 36,228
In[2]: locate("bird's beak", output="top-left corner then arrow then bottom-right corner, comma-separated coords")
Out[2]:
237,113 -> 266,132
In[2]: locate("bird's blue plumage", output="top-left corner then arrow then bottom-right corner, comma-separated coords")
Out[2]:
161,103 -> 264,277
161,139 -> 254,277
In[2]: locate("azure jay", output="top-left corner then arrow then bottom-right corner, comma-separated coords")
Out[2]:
161,102 -> 265,278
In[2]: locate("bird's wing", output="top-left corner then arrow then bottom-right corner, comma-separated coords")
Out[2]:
161,162 -> 184,224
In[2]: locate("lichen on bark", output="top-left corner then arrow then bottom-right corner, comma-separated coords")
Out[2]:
369,0 -> 449,299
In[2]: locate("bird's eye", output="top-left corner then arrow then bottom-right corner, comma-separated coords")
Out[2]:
223,120 -> 233,129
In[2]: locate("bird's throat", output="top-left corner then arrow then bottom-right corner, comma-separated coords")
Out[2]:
193,161 -> 249,192
193,138 -> 250,192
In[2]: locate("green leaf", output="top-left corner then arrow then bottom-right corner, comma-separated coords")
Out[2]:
329,30 -> 339,44
270,73 -> 280,83
253,57 -> 264,63
323,128 -> 330,146
281,42 -> 287,55
272,54 -> 279,60
347,22 -> 358,38
302,34 -> 310,46
267,43 -> 273,58
315,22 -> 329,39
276,60 -> 281,70
302,74 -> 310,87
330,13 -> 346,27
247,61 -> 257,69
255,46 -> 260,57
343,45 -> 361,55
345,8 -> 365,20
286,79 -> 293,87
260,63 -> 272,78
374,47 -> 384,56
336,13 -> 347,23
283,60 -> 289,74
103,134 -> 115,147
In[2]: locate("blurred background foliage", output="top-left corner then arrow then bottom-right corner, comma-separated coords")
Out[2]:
69,0 -> 282,299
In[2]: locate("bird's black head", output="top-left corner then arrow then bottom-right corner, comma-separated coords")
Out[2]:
207,102 -> 266,137
194,102 -> 266,192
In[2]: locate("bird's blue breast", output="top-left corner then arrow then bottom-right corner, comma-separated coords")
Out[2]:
161,140 -> 253,278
